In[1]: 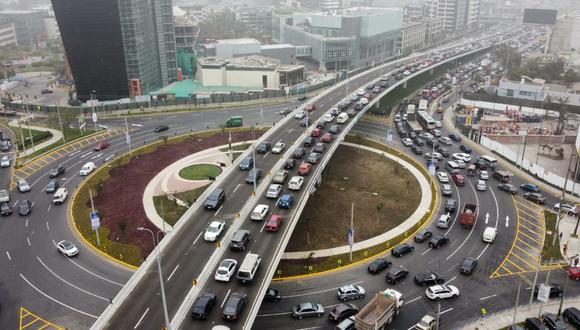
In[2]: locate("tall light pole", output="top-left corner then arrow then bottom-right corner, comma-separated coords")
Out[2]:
91,90 -> 98,132
350,191 -> 379,261
137,227 -> 170,330
552,153 -> 576,246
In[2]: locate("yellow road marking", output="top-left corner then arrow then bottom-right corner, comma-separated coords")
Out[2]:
19,307 -> 65,330
517,207 -> 542,218
516,237 -> 542,253
505,258 -> 527,272
518,226 -> 543,243
514,244 -> 540,261
20,318 -> 39,329
510,250 -> 539,270
519,216 -> 543,230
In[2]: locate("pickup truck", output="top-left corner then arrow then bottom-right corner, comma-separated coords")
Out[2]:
460,202 -> 478,228
355,289 -> 403,330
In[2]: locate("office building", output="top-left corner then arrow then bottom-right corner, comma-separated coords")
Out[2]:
0,10 -> 45,46
550,15 -> 580,53
0,19 -> 16,47
465,0 -> 480,29
236,6 -> 272,35
425,16 -> 444,44
398,20 -> 426,55
425,0 -> 468,33
173,6 -> 198,76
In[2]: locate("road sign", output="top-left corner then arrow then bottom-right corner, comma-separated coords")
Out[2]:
537,283 -> 550,303
347,228 -> 354,247
92,111 -> 98,123
90,211 -> 100,230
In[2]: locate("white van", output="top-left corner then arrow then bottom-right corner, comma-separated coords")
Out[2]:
436,213 -> 451,229
53,188 -> 68,205
482,227 -> 497,243
80,162 -> 95,176
337,113 -> 349,124
236,253 -> 261,283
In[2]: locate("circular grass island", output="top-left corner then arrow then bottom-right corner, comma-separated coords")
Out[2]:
179,164 -> 222,180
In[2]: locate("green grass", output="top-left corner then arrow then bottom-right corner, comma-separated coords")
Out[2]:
179,164 -> 222,180
7,123 -> 53,151
542,210 -> 565,264
153,185 -> 211,226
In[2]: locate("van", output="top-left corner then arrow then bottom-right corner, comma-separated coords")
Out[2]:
204,188 -> 225,210
337,113 -> 349,124
482,227 -> 497,243
437,213 -> 451,229
446,161 -> 461,174
236,253 -> 261,283
466,165 -> 477,176
492,170 -> 510,183
53,188 -> 68,205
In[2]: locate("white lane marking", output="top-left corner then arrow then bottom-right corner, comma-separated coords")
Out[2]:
27,237 -> 31,246
232,184 -> 241,193
36,256 -> 110,301
260,220 -> 267,233
444,276 -> 457,285
25,219 -> 28,227
446,180 -> 479,260
421,247 -> 432,256
480,294 -> 497,301
98,124 -> 108,129
104,154 -> 116,162
167,264 -> 180,282
405,296 -> 421,304
282,280 -> 364,299
134,308 -> 150,329
192,232 -> 202,246
47,204 -> 51,213
46,222 -> 50,231
79,151 -> 92,159
221,289 -> 231,308
215,205 -> 224,215
19,273 -> 99,318
440,308 -> 454,315
506,215 -> 509,227
6,251 -> 11,261
131,124 -> 144,127
257,311 -> 293,317
12,200 -> 18,207
476,243 -> 490,260
296,327 -> 324,330
91,153 -> 102,160
263,152 -> 269,158
69,149 -> 82,157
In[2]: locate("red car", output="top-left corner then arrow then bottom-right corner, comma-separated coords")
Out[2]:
94,141 -> 110,151
305,104 -> 316,112
265,215 -> 283,232
321,133 -> 333,143
452,173 -> 465,186
298,162 -> 312,176
569,267 -> 580,280
311,128 -> 322,137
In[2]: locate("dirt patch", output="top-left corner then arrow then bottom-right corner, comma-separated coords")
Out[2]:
286,144 -> 421,252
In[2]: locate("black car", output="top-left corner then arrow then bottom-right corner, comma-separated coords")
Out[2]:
411,146 -> 423,155
413,137 -> 425,146
0,202 -> 12,216
284,159 -> 297,169
391,244 -> 414,257
329,303 -> 359,322
367,257 -> 391,274
313,143 -> 326,154
239,157 -> 254,170
498,183 -> 518,194
256,142 -> 271,154
230,229 -> 251,251
48,165 -> 66,178
563,307 -> 580,327
460,257 -> 477,275
426,139 -> 439,149
541,313 -> 567,330
316,121 -> 326,129
525,317 -> 548,330
222,292 -> 247,321
191,292 -> 216,320
297,95 -> 309,102
245,168 -> 263,184
154,125 -> 169,133
428,235 -> 449,249
204,188 -> 225,210
46,179 -> 59,193
414,229 -> 432,243
524,192 -> 546,204
533,283 -> 563,298
445,199 -> 457,213
19,200 -> 32,216
303,137 -> 315,147
328,125 -> 340,134
264,288 -> 282,302
436,147 -> 450,158
386,266 -> 409,284
292,148 -> 306,159
414,271 -> 445,286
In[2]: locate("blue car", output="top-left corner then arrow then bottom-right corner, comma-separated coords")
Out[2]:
278,194 -> 294,209
239,157 -> 254,171
520,183 -> 540,193
448,134 -> 462,142
459,144 -> 472,153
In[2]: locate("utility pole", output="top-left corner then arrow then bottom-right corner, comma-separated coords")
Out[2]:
124,117 -> 132,153
529,258 -> 541,309
56,106 -> 66,143
25,115 -> 35,153
558,255 -> 575,316
17,119 -> 27,156
91,90 -> 98,132
552,153 -> 575,246
538,263 -> 553,317
512,281 -> 522,327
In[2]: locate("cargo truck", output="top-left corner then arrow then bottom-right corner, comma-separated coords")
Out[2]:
224,116 -> 243,127
460,202 -> 478,228
355,289 -> 403,330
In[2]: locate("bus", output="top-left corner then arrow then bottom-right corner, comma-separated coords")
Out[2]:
416,110 -> 437,130
406,104 -> 416,121
418,99 -> 429,112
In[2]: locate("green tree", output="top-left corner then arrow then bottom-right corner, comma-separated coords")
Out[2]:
555,97 -> 570,135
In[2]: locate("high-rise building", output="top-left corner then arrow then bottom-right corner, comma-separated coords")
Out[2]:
425,0 -> 479,33
0,10 -> 45,46
465,0 -> 480,29
0,18 -> 17,47
52,0 -> 177,101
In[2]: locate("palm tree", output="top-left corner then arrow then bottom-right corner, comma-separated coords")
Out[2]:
555,96 -> 570,135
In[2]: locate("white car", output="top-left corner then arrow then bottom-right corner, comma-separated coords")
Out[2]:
482,227 -> 497,243
215,259 -> 237,282
80,162 -> 95,176
356,89 -> 365,96
294,110 -> 306,119
438,137 -> 452,145
431,129 -> 441,137
250,204 -> 269,221
426,152 -> 442,160
272,142 -> 286,154
266,184 -> 282,199
323,114 -> 334,122
288,176 -> 304,191
435,121 -> 442,128
402,138 -> 413,147
455,160 -> 466,169
554,203 -> 579,215
57,240 -> 79,257
425,285 -> 459,300
204,221 -> 225,242
479,170 -> 489,180
17,179 -> 30,192
420,132 -> 434,140
0,155 -> 10,168
437,172 -> 449,183
452,153 -> 471,162
476,180 -> 487,191
394,114 -> 401,122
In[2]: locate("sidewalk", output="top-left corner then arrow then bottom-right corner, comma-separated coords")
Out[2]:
8,116 -> 63,157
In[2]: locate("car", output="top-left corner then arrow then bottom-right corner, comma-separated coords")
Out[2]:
524,192 -> 546,204
452,153 -> 471,162
321,133 -> 333,143
436,213 -> 451,229
256,141 -> 271,154
306,152 -> 319,164
250,204 -> 269,221
323,113 -> 334,122
298,162 -> 312,175
455,159 -> 466,169
303,137 -> 314,147
437,172 -> 449,183
431,129 -> 441,137
451,174 -> 464,186
265,214 -> 283,232
79,162 -> 95,176
437,147 -> 449,157
441,184 -> 452,196
554,203 -> 579,216
1,140 -> 10,152
402,138 -> 413,147
420,132 -> 434,140
526,317 -> 549,330
448,134 -> 462,142
41,88 -> 53,94
284,159 -> 297,169
411,146 -> 423,155
439,137 -> 452,145
460,257 -> 477,275
568,266 -> 580,280
18,179 -> 31,192
239,157 -> 254,170
222,292 -> 247,321
476,180 -> 487,191
295,110 -> 306,119
313,143 -> 326,154
541,313 -> 566,330
533,283 -> 563,298
337,284 -> 366,301
204,221 -> 225,242
278,194 -> 294,209
0,202 -> 12,216
520,183 -> 540,193
386,266 -> 409,284
413,137 -> 425,146
305,104 -> 316,112
479,170 -> 489,180
329,303 -> 359,322
272,170 -> 288,184
264,288 -> 282,302
215,259 -> 238,282
425,152 -> 442,161
293,147 -> 306,159
292,302 -> 324,319
279,108 -> 292,115
57,240 -> 79,257
272,142 -> 285,154
297,95 -> 309,102
444,199 -> 457,213
563,307 -> 580,327
311,128 -> 322,137
245,168 -> 263,184
288,176 -> 305,191
328,125 -> 340,134
266,184 -> 282,199
498,183 -> 518,194
48,165 -> 66,178
0,155 -> 10,168
367,257 -> 391,274
191,292 -> 216,320
229,229 -> 251,251
204,188 -> 225,210
414,271 -> 445,286
425,285 -> 459,300
94,141 -> 110,151
391,243 -> 414,257
154,125 -> 169,133
429,235 -> 449,249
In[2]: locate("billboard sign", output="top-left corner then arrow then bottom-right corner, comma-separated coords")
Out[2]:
523,9 -> 557,25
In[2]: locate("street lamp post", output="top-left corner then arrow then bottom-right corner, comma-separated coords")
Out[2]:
350,191 -> 379,261
137,227 -> 170,330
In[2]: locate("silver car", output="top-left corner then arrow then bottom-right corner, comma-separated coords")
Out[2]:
292,302 -> 324,319
337,284 -> 366,301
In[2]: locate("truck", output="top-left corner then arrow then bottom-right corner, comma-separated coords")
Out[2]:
224,116 -> 243,128
414,314 -> 438,330
460,202 -> 478,228
355,289 -> 403,330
